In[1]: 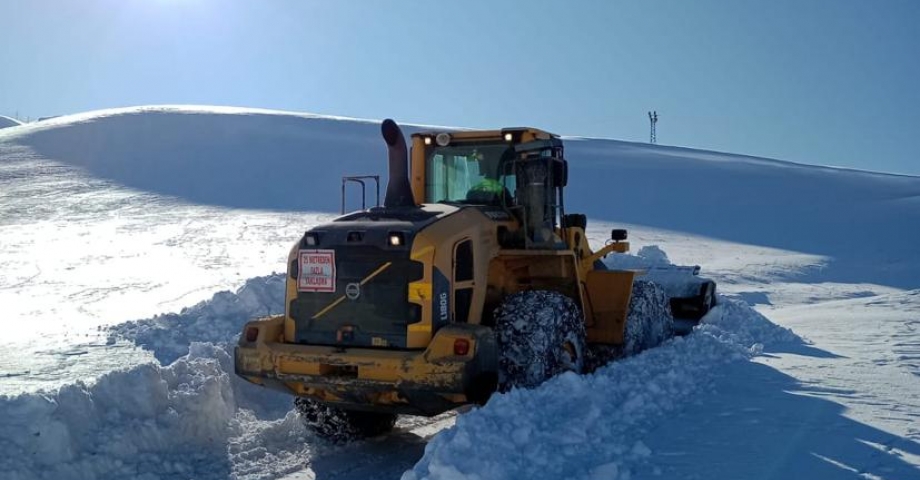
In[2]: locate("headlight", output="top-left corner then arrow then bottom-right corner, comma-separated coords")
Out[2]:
388,232 -> 405,246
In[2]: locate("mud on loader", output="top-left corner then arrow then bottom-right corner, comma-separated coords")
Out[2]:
234,120 -> 716,442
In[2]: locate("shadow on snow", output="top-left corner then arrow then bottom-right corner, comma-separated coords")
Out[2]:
14,109 -> 920,290
641,358 -> 920,480
307,429 -> 429,480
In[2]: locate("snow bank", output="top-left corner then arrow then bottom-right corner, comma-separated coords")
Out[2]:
696,297 -> 801,351
0,274 -> 317,479
108,274 -> 286,364
1,238 -> 808,480
604,245 -> 673,270
605,246 -> 714,298
404,299 -> 802,480
0,343 -> 313,480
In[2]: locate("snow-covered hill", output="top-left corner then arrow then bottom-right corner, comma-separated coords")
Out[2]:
0,106 -> 917,480
6,106 -> 918,288
0,115 -> 23,129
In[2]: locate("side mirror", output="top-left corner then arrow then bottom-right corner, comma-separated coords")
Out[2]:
553,159 -> 568,187
611,229 -> 628,242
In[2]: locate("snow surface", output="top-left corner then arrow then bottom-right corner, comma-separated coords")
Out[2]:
0,259 -> 814,480
1,106 -> 918,479
5,105 -> 919,288
107,274 -> 286,365
0,128 -> 329,393
0,275 -> 455,480
405,302 -> 799,480
604,246 -> 710,298
0,115 -> 23,129
0,340 -> 313,480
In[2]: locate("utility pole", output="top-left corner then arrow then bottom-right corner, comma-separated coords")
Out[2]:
648,111 -> 658,144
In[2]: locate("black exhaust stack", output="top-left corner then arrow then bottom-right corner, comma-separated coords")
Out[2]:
381,119 -> 415,208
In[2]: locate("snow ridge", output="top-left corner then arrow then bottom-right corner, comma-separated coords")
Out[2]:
0,115 -> 23,129
0,343 -> 311,480
0,257 -> 800,480
0,273 -> 310,480
404,299 -> 801,480
107,274 -> 286,364
4,105 -> 919,288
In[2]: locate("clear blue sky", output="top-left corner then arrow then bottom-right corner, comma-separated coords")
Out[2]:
2,0 -> 918,175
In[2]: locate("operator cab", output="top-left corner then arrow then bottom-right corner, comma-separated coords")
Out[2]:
412,129 -> 568,249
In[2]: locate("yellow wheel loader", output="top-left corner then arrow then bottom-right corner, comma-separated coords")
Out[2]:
234,119 -> 714,442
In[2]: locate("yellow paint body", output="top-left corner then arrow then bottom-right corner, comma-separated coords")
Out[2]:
235,126 -> 637,416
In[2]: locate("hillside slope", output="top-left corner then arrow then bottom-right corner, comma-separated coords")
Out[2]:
4,105 -> 918,288
0,115 -> 23,129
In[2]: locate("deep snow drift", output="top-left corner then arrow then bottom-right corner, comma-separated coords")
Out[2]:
0,262 -> 820,480
1,106 -> 918,480
0,277 -> 310,480
108,274 -> 286,365
6,270 -> 915,480
405,302 -> 800,480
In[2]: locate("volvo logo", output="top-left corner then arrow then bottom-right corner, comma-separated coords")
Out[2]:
345,282 -> 361,300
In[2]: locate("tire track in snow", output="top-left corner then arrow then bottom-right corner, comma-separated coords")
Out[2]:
280,413 -> 457,480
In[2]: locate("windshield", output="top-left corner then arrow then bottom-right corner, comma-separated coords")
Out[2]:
424,144 -> 515,204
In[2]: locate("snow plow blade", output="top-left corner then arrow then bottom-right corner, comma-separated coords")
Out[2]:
641,265 -> 717,334
234,316 -> 498,416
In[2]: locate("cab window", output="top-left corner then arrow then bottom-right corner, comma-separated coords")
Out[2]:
425,144 -> 513,204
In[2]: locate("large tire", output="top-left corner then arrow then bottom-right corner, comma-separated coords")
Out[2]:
705,281 -> 718,310
293,397 -> 396,444
494,290 -> 586,392
623,279 -> 674,355
585,280 -> 674,371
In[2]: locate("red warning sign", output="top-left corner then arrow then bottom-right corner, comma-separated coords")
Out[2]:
297,249 -> 336,293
